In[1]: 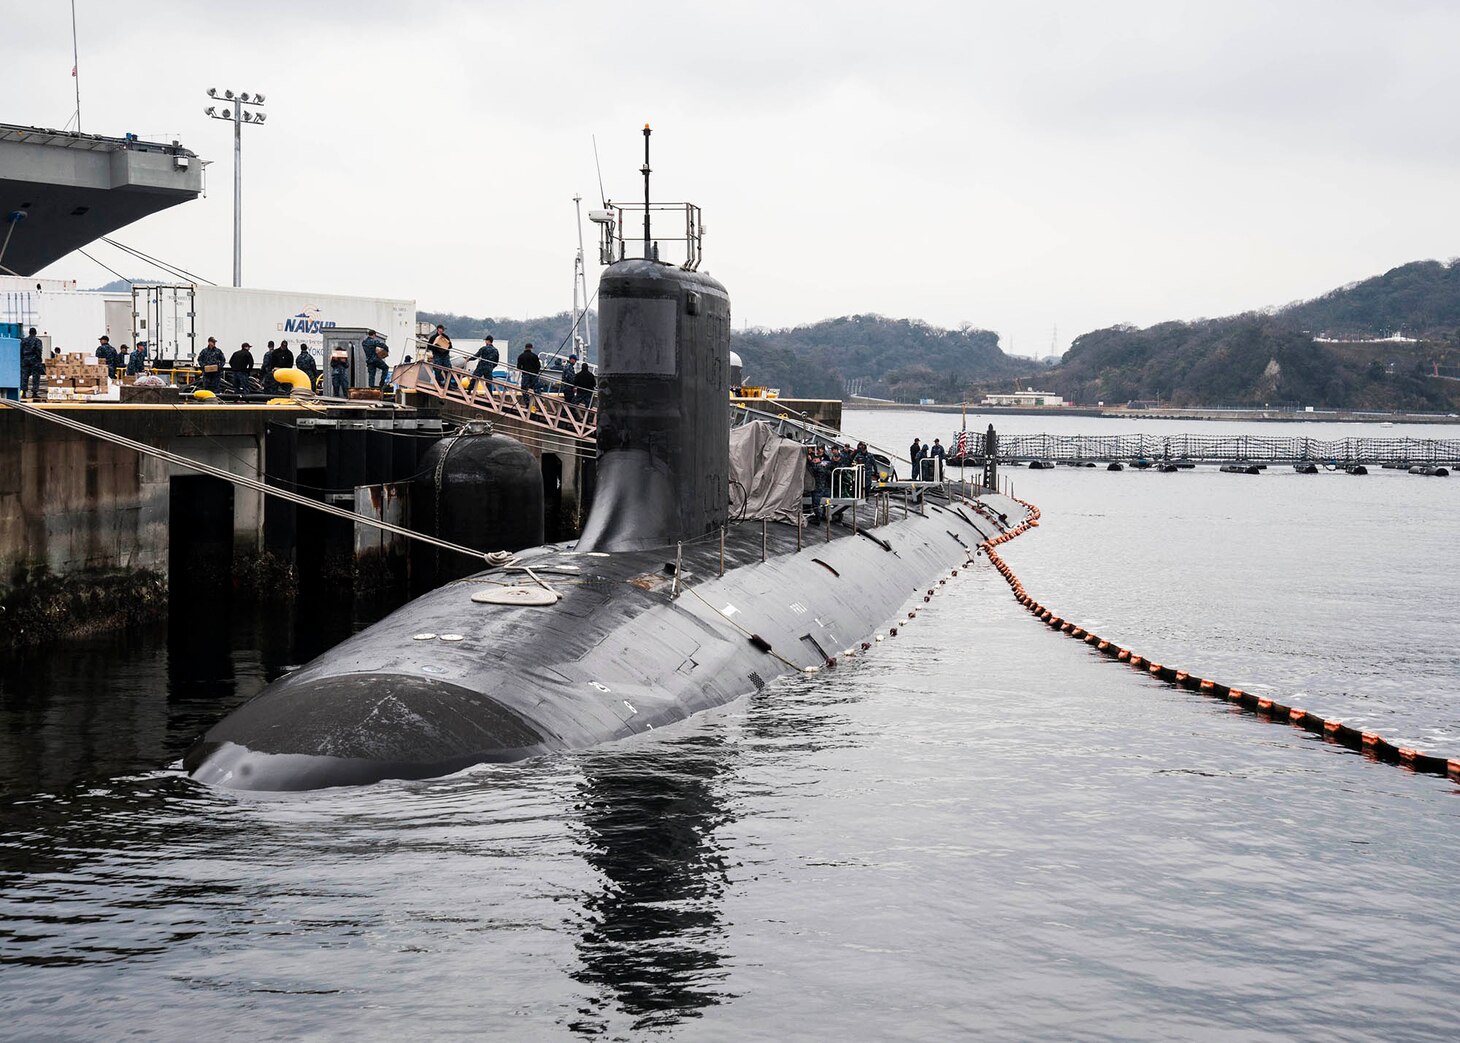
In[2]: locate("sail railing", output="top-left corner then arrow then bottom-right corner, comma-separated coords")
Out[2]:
597,201 -> 703,270
392,360 -> 598,440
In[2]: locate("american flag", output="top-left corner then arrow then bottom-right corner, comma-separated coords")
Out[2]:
953,430 -> 971,458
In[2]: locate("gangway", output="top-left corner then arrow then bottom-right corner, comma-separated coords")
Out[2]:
392,360 -> 597,441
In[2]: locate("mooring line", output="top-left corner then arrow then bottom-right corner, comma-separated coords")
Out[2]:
979,498 -> 1460,784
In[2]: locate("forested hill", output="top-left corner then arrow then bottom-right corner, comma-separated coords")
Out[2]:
1282,259 -> 1460,337
1039,260 -> 1460,411
422,259 -> 1460,409
416,308 -> 1029,399
731,315 -> 1023,400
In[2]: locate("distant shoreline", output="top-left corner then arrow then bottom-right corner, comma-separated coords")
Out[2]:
843,403 -> 1460,425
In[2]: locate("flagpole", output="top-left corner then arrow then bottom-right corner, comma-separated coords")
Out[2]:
70,0 -> 81,132
960,399 -> 967,482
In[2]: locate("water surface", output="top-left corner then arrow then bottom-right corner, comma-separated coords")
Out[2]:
2,411 -> 1457,1039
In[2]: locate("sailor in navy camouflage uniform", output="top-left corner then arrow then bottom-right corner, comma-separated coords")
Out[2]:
196,337 -> 227,394
928,438 -> 946,480
362,330 -> 390,389
470,335 -> 499,393
95,335 -> 119,377
19,327 -> 44,399
295,344 -> 319,390
329,345 -> 351,398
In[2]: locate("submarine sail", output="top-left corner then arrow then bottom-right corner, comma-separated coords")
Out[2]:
576,260 -> 730,552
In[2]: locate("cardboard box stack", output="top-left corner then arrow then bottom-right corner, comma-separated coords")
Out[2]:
44,353 -> 110,399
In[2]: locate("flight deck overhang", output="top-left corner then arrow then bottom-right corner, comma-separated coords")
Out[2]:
0,123 -> 204,276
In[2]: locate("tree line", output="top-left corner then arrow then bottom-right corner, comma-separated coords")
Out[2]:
414,257 -> 1460,409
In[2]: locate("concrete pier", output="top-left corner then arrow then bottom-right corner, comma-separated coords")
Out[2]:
0,402 -> 435,645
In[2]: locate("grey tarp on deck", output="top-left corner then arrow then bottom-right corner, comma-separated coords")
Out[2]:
728,421 -> 805,521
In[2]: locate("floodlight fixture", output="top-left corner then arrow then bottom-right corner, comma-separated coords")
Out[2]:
203,85 -> 269,288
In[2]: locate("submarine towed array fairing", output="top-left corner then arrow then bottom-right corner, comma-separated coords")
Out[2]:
184,148 -> 1027,791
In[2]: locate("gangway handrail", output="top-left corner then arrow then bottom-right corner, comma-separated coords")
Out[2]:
394,360 -> 598,442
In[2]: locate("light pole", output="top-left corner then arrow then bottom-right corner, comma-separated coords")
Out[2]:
204,87 -> 267,287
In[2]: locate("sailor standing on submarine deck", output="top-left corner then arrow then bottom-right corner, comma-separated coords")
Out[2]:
929,438 -> 946,480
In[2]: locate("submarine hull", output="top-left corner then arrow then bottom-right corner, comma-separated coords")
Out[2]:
186,241 -> 1028,790
185,493 -> 1024,790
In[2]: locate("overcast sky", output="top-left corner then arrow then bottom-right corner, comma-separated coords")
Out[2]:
14,1 -> 1460,358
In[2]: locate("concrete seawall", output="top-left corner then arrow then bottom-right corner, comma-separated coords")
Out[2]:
0,403 -> 436,646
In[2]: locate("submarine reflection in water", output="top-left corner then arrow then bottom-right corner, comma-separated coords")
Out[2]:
571,735 -> 734,1030
185,204 -> 1025,791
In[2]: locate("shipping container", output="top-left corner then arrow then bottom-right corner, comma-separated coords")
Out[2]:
0,277 -> 130,357
135,284 -> 416,376
0,278 -> 416,382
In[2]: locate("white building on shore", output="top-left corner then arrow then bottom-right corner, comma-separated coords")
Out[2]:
982,389 -> 1066,407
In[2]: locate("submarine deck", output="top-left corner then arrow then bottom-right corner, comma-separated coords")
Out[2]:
186,485 -> 1025,789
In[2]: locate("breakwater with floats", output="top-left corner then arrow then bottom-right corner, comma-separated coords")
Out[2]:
980,498 -> 1460,783
966,431 -> 1459,471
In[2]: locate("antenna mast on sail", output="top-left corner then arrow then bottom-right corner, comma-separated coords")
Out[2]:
572,194 -> 591,361
641,124 -> 653,260
592,135 -> 608,208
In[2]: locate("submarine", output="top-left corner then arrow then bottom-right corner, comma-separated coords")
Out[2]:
184,137 -> 1029,791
